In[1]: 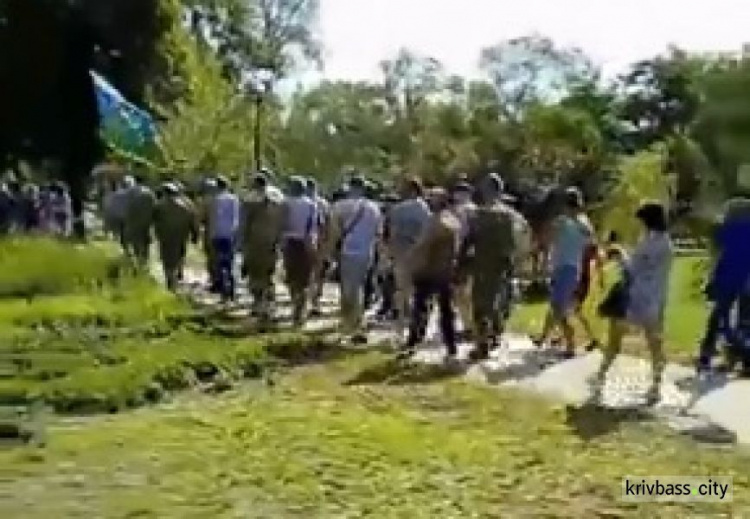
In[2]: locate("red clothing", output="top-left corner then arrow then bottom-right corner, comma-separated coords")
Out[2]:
575,244 -> 598,303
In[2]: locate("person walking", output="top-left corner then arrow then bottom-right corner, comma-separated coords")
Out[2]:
450,180 -> 478,339
533,187 -> 594,358
208,176 -> 240,302
123,174 -> 156,268
240,172 -> 284,323
153,182 -> 199,291
387,177 -> 432,339
282,177 -> 319,326
460,174 -> 528,361
590,202 -> 673,405
403,188 -> 461,362
328,176 -> 382,343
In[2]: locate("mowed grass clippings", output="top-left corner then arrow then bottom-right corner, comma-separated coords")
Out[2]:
0,353 -> 748,518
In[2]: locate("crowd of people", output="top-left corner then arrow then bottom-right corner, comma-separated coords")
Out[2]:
0,178 -> 74,236
101,167 -> 699,405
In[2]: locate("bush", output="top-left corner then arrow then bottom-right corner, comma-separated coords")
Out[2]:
0,238 -> 126,298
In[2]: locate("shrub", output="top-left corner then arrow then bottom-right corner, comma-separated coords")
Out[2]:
0,238 -> 126,298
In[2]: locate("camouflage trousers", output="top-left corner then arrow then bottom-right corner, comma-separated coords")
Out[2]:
471,267 -> 513,352
243,246 -> 277,320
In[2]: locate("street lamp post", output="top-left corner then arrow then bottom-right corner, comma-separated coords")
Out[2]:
244,69 -> 275,172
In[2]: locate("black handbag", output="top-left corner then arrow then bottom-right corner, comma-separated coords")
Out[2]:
598,279 -> 629,319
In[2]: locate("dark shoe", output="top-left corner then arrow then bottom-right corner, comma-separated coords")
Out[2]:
468,347 -> 490,362
561,349 -> 576,360
644,385 -> 661,406
351,333 -> 368,345
695,356 -> 712,374
585,340 -> 600,352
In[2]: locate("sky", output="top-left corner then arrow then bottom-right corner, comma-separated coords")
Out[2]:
296,0 -> 749,85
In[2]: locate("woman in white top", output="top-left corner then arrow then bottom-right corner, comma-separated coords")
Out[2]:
591,201 -> 673,406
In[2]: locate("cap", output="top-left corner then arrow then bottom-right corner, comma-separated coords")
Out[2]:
215,175 -> 229,189
564,186 -> 584,209
162,182 -> 179,195
348,175 -> 366,190
484,173 -> 504,194
452,180 -> 473,193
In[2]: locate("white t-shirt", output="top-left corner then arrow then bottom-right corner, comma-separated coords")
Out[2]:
333,196 -> 382,257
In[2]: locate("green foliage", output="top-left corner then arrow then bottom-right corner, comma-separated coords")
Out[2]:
0,238 -> 126,298
154,39 -> 257,179
0,239 -> 328,415
599,146 -> 671,244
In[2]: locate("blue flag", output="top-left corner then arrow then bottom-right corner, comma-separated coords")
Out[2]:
90,71 -> 157,154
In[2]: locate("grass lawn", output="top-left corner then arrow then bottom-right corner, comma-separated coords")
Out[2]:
0,238 -> 326,418
1,352 -> 748,517
509,255 -> 709,364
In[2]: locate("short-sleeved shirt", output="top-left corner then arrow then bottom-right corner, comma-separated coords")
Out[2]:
550,214 -> 593,271
387,197 -> 431,257
283,195 -> 318,241
333,196 -> 382,257
210,191 -> 240,239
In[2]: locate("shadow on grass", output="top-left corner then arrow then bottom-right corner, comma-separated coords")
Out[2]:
476,349 -> 558,386
345,357 -> 465,387
564,402 -> 653,441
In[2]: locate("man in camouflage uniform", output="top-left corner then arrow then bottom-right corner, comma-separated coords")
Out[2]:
123,174 -> 157,268
153,183 -> 199,291
460,173 -> 528,361
240,173 -> 284,322
450,180 -> 478,339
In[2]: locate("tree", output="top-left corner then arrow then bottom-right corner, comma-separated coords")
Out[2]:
692,55 -> 750,194
618,47 -> 700,150
380,49 -> 444,127
479,34 -> 595,117
277,81 -> 395,182
598,146 -> 671,244
252,0 -> 322,79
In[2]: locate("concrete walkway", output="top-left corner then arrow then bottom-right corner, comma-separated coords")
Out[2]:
175,269 -> 750,445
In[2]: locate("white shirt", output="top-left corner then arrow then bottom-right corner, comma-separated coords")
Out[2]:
333,196 -> 382,257
283,195 -> 318,240
210,191 -> 240,239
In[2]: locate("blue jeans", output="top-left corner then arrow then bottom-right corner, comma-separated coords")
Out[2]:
212,237 -> 236,300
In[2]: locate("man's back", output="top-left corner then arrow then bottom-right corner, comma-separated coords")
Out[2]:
471,202 -> 517,271
388,197 -> 431,256
333,196 -> 381,256
241,190 -> 283,245
210,191 -> 240,239
126,185 -> 156,230
284,195 -> 318,240
411,209 -> 460,280
154,197 -> 194,240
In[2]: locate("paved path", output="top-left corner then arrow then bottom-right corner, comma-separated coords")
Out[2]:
174,268 -> 749,445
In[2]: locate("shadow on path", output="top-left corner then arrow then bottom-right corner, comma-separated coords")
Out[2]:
564,403 -> 653,441
345,357 -> 465,387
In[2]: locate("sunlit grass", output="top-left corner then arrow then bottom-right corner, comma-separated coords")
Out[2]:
1,353 -> 747,517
